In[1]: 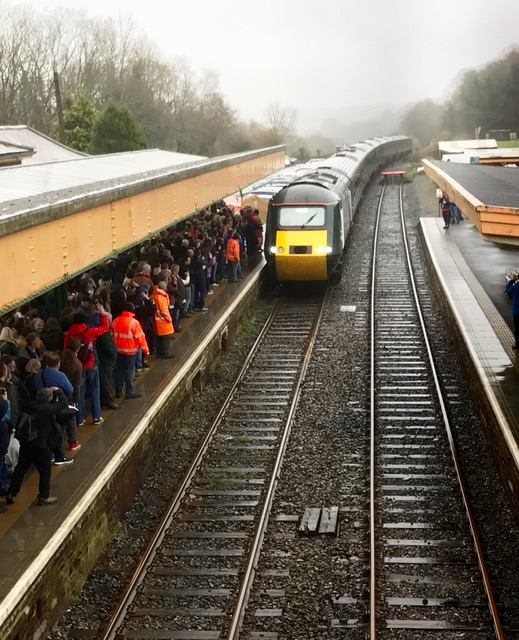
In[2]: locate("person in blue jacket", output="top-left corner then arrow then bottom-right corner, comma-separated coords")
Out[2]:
506,273 -> 519,349
34,352 -> 75,464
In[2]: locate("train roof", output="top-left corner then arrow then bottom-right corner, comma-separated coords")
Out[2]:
270,181 -> 341,205
307,136 -> 408,181
269,136 -> 411,206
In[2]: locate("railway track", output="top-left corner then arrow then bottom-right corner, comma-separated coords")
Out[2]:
54,174 -> 517,640
98,296 -> 325,640
367,177 -> 503,638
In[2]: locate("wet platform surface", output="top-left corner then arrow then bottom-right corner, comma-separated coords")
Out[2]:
421,217 -> 519,451
428,161 -> 519,208
444,217 -> 519,331
0,256 -> 264,621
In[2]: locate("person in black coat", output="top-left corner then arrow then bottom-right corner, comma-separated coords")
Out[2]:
41,317 -> 65,352
7,388 -> 77,506
128,287 -> 156,358
88,310 -> 120,410
0,394 -> 10,511
191,249 -> 208,312
16,333 -> 43,378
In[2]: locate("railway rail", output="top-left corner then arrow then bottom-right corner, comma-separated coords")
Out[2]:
97,296 -> 325,640
368,177 -> 504,638
60,175 -> 515,640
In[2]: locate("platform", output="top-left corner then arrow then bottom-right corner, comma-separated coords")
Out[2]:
0,258 -> 264,640
420,217 -> 519,512
422,159 -> 519,245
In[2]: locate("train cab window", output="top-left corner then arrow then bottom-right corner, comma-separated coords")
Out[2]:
279,206 -> 325,228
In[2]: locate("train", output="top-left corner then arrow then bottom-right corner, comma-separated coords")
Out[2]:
264,135 -> 412,282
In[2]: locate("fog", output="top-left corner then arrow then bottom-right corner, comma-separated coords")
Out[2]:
9,0 -> 519,135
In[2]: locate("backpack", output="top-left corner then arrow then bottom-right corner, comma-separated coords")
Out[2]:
77,332 -> 93,366
15,411 -> 38,442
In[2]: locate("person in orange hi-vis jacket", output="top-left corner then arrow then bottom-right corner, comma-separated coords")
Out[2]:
225,232 -> 241,282
150,282 -> 175,359
111,303 -> 149,399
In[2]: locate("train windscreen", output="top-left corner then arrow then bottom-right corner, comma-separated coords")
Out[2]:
279,206 -> 325,228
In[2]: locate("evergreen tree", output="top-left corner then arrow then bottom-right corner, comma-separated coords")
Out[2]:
89,101 -> 147,154
63,89 -> 97,153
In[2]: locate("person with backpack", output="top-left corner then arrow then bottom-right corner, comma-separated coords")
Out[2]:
95,323 -> 120,411
63,306 -> 109,426
34,352 -> 78,458
6,388 -> 78,506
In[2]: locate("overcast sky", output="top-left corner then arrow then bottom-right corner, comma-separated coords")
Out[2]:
10,0 -> 519,132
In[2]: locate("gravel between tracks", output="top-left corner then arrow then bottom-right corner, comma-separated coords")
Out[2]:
241,174 -> 519,639
49,172 -> 519,639
48,300 -> 275,638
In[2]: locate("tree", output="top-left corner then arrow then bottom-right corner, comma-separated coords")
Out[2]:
89,100 -> 146,154
297,146 -> 310,162
264,102 -> 298,143
63,88 -> 97,152
399,100 -> 444,147
442,47 -> 519,138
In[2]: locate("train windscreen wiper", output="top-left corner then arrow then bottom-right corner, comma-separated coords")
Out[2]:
301,213 -> 317,228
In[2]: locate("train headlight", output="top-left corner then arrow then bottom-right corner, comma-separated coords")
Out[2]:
269,246 -> 277,254
326,246 -> 332,254
269,246 -> 285,254
277,246 -> 285,254
316,246 -> 326,254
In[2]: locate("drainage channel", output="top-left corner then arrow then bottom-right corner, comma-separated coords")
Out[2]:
98,296 -> 326,640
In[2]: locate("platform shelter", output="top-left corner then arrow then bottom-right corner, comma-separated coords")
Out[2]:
422,159 -> 519,247
0,145 -> 284,314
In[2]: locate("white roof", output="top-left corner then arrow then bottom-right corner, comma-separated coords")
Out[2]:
0,125 -> 85,164
442,149 -> 519,163
438,139 -> 498,154
441,154 -> 473,164
0,142 -> 33,158
0,149 -> 206,212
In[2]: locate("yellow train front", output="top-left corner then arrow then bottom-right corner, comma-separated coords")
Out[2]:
265,180 -> 349,282
264,136 -> 412,283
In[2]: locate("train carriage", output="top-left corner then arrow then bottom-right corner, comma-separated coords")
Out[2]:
265,135 -> 412,282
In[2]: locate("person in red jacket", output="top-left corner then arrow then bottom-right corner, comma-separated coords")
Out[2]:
111,303 -> 149,400
64,306 -> 109,426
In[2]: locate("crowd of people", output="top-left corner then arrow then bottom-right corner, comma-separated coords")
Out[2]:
0,202 -> 263,510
